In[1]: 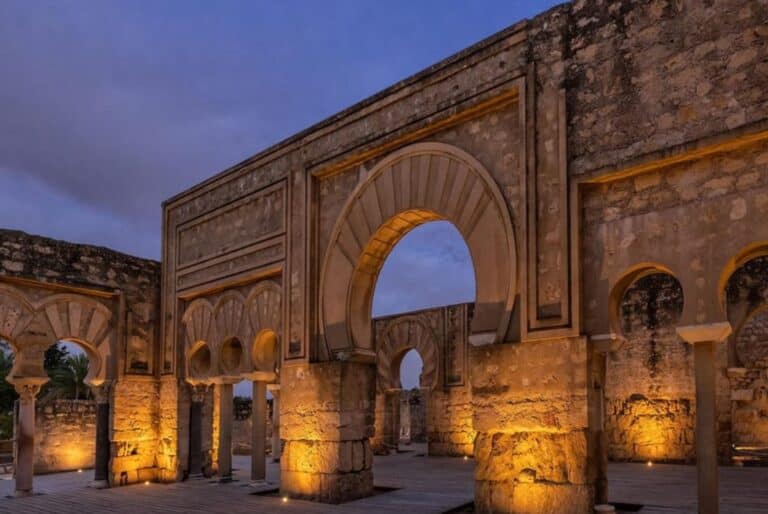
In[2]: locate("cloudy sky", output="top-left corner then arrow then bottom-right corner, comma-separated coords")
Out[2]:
0,1 -> 560,391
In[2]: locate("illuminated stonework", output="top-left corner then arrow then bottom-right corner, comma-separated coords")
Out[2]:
1,0 -> 768,512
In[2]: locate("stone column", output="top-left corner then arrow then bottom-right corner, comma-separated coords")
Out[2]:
268,384 -> 281,462
251,380 -> 267,482
13,380 -> 45,497
677,322 -> 732,514
188,384 -> 208,478
90,382 -> 112,489
215,380 -> 236,482
281,361 -> 375,503
589,334 -> 621,506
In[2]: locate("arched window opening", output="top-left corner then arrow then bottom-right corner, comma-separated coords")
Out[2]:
42,341 -> 92,402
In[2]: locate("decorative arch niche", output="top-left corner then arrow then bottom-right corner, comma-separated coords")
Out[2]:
320,142 -> 517,358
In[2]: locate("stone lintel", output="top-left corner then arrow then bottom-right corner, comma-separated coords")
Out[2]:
589,333 -> 624,354
335,349 -> 376,363
210,376 -> 243,385
676,322 -> 732,344
243,371 -> 277,383
468,331 -> 496,347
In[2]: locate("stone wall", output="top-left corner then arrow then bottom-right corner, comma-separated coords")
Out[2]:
280,361 -> 375,503
0,229 -> 162,486
32,399 -> 95,474
605,273 -> 696,462
471,338 -> 593,514
726,255 -> 768,459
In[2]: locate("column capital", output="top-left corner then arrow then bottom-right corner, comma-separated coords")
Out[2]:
676,322 -> 732,344
189,383 -> 210,403
90,381 -> 113,404
10,376 -> 49,404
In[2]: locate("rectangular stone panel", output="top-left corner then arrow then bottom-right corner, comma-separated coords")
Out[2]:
175,237 -> 285,291
176,181 -> 286,268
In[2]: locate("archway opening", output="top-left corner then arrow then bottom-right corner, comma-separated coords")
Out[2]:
396,349 -> 425,446
724,254 -> 768,461
605,271 -> 688,466
370,220 -> 476,464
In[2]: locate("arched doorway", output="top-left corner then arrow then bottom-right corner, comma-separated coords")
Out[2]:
320,142 -> 517,358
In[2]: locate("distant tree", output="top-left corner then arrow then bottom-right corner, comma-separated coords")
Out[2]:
49,353 -> 91,400
44,343 -> 69,371
0,343 -> 16,413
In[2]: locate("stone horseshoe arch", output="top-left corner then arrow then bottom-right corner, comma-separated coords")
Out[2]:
246,281 -> 281,372
320,142 -> 517,357
376,316 -> 439,392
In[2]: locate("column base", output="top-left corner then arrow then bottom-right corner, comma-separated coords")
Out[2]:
14,489 -> 33,498
88,480 -> 110,489
281,469 -> 373,503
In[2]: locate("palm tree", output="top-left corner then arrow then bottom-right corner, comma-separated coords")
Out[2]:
49,354 -> 91,400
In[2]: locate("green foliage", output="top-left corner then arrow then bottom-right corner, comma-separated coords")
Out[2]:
48,353 -> 91,401
0,413 -> 12,440
0,344 -> 15,415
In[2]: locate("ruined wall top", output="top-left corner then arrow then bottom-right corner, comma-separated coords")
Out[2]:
0,228 -> 160,295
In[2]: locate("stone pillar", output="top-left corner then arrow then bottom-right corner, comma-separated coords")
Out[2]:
589,334 -> 620,506
281,361 -> 375,503
188,384 -> 208,478
677,323 -> 732,514
13,380 -> 45,497
251,380 -> 267,482
268,385 -> 281,462
471,338 -> 595,514
215,380 -> 236,482
90,382 -> 112,489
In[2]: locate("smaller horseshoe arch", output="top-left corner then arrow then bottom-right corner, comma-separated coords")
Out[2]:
376,317 -> 440,392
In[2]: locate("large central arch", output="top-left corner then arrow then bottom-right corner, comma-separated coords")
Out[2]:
320,142 -> 517,357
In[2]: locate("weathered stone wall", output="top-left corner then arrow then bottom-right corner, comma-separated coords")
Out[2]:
280,361 -> 375,503
32,399 -> 95,474
584,140 -> 768,464
428,387 -> 474,457
471,338 -> 593,514
605,273 -> 696,462
111,377 -> 160,485
726,256 -> 768,459
0,229 -> 162,486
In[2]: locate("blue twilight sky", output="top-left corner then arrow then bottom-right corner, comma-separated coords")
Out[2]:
0,1 -> 562,394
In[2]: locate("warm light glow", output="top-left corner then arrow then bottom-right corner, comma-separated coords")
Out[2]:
282,496 -> 288,503
647,461 -> 653,467
77,469 -> 83,473
145,480 -> 150,485
463,456 -> 468,461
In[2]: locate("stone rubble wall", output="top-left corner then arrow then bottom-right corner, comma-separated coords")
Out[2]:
32,399 -> 95,474
0,229 -> 162,486
427,387 -> 475,457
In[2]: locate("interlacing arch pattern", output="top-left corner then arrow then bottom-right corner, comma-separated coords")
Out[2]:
0,284 -> 113,385
181,280 -> 282,380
